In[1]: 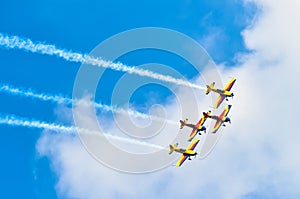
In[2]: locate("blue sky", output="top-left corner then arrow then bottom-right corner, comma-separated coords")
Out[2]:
3,1 -> 300,199
0,1 -> 252,198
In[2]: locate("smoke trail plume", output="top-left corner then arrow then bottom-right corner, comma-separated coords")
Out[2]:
0,114 -> 165,150
0,33 -> 205,90
0,83 -> 177,124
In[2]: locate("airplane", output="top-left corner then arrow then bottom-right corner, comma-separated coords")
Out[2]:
179,111 -> 211,142
205,78 -> 236,109
203,105 -> 232,134
169,138 -> 200,167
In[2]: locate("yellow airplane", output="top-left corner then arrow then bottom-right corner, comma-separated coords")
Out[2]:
169,139 -> 200,167
179,111 -> 211,142
205,78 -> 236,109
204,105 -> 232,134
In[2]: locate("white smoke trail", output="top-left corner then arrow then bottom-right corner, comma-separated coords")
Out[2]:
0,114 -> 165,150
0,83 -> 177,124
0,33 -> 206,90
0,114 -> 74,132
0,83 -> 72,104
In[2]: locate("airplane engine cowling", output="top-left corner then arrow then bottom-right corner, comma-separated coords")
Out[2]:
197,126 -> 206,131
224,117 -> 231,123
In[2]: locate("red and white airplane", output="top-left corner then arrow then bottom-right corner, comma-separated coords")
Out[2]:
179,111 -> 211,142
204,105 -> 232,134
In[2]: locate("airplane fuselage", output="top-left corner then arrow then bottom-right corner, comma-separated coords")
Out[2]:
209,115 -> 221,121
174,148 -> 196,156
180,121 -> 205,132
209,115 -> 230,123
212,88 -> 232,97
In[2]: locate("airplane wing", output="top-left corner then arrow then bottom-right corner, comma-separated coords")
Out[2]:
176,154 -> 188,167
196,115 -> 206,127
214,78 -> 236,109
187,129 -> 197,142
211,120 -> 222,134
219,105 -> 232,119
211,105 -> 232,134
187,138 -> 200,150
214,95 -> 226,109
175,139 -> 200,167
187,116 -> 206,142
224,78 -> 236,91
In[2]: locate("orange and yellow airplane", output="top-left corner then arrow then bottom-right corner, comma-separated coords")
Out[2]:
205,78 -> 236,109
179,111 -> 211,142
204,105 -> 232,134
169,138 -> 200,167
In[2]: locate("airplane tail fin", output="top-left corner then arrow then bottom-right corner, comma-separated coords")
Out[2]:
169,143 -> 178,155
179,118 -> 188,129
205,82 -> 215,95
203,110 -> 212,118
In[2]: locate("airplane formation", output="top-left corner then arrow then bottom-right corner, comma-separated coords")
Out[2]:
169,78 -> 236,167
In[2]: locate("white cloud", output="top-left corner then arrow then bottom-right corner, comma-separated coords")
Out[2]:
37,133 -> 163,199
36,1 -> 300,198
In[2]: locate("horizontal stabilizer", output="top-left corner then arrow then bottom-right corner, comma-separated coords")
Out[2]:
203,111 -> 212,118
205,82 -> 215,95
169,143 -> 178,155
179,119 -> 188,129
